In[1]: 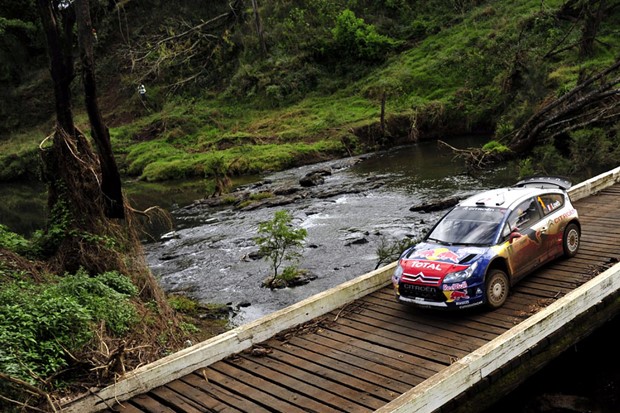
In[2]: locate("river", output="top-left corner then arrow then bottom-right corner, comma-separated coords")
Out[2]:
142,136 -> 515,325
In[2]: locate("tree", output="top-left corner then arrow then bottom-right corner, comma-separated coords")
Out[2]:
251,0 -> 267,55
0,3 -> 189,409
34,0 -> 172,302
37,0 -> 123,220
255,210 -> 307,289
508,58 -> 620,154
440,58 -> 620,171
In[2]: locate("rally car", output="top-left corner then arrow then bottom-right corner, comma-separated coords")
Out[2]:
392,176 -> 580,310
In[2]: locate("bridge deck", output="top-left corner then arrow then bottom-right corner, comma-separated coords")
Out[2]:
106,184 -> 620,413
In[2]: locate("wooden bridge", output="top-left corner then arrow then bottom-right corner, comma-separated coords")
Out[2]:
65,167 -> 620,413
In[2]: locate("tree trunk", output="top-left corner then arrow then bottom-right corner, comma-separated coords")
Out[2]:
251,0 -> 267,55
36,0 -> 75,134
508,58 -> 620,154
380,92 -> 386,135
580,0 -> 605,58
75,0 -> 125,219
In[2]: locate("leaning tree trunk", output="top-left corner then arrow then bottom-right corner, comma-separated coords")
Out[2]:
508,58 -> 620,154
439,58 -> 620,171
75,0 -> 124,219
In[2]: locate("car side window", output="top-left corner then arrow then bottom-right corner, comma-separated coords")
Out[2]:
508,198 -> 542,231
536,193 -> 564,215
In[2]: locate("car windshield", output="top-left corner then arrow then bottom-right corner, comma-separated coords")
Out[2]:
427,206 -> 505,246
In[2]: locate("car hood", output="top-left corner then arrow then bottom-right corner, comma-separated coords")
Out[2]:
405,242 -> 488,263
399,243 -> 488,280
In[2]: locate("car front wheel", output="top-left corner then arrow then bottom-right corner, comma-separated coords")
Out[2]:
485,269 -> 509,309
563,222 -> 580,258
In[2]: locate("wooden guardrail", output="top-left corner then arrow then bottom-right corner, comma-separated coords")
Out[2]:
63,165 -> 620,413
567,165 -> 620,201
375,261 -> 620,413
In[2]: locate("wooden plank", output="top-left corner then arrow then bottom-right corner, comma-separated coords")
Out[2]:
201,364 -> 313,413
255,347 -> 399,402
292,334 -> 431,384
333,314 -> 472,358
103,403 -> 145,413
181,371 -> 272,413
568,166 -> 620,201
210,360 -> 342,413
368,290 -> 517,334
129,395 -> 175,413
229,356 -> 376,412
164,379 -> 242,412
236,354 -> 387,410
308,328 -> 444,376
149,386 -> 206,413
325,322 -> 458,365
272,336 -> 416,392
358,296 -> 502,344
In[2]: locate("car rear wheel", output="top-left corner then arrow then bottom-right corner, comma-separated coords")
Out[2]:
563,222 -> 580,258
485,269 -> 509,309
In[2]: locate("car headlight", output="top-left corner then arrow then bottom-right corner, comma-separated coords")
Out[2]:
444,261 -> 478,283
393,262 -> 403,282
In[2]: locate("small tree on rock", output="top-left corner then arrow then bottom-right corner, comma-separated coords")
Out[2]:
255,210 -> 307,289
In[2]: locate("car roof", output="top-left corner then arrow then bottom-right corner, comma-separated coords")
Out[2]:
458,186 -> 560,209
515,176 -> 572,190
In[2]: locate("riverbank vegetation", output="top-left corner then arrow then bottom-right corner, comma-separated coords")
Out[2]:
1,0 -> 620,410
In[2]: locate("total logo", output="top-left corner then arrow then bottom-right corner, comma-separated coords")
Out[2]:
407,260 -> 444,271
413,248 -> 460,263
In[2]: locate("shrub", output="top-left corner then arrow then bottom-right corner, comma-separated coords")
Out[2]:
331,9 -> 400,61
0,224 -> 30,254
0,270 -> 139,384
255,210 -> 307,289
55,269 -> 139,335
482,140 -> 510,154
375,236 -> 419,269
0,281 -> 92,383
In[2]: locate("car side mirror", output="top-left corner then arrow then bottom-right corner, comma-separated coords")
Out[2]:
509,229 -> 522,244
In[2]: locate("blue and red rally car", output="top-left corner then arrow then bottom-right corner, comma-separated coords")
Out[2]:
392,177 -> 580,309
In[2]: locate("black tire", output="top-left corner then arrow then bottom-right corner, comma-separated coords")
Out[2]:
563,222 -> 580,258
485,269 -> 509,310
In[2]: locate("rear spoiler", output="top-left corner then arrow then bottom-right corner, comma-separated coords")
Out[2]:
515,176 -> 572,190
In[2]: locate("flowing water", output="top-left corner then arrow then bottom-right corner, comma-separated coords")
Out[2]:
143,136 -> 515,325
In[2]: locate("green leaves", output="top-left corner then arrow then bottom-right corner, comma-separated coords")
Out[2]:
331,9 -> 400,61
255,210 -> 307,288
0,224 -> 30,254
0,270 -> 138,384
0,281 -> 92,383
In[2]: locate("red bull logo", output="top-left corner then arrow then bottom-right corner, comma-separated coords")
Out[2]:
413,248 -> 460,263
445,290 -> 469,301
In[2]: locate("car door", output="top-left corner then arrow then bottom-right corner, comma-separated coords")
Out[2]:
535,193 -> 566,261
503,197 -> 546,281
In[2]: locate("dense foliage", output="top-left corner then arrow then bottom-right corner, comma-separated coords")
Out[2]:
0,270 -> 138,384
1,0 -> 618,184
